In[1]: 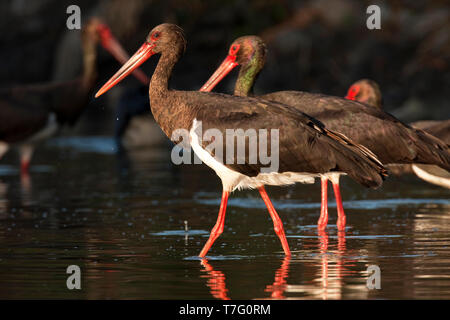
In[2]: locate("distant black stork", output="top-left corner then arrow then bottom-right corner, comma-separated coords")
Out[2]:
200,36 -> 450,231
346,79 -> 450,145
95,23 -> 387,257
0,18 -> 147,172
346,79 -> 450,189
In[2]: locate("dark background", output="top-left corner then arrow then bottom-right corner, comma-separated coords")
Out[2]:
0,0 -> 448,126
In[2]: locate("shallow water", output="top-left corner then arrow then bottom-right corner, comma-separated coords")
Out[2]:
0,136 -> 449,299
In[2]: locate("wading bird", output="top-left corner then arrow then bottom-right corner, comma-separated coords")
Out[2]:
201,36 -> 450,230
346,79 -> 450,188
0,18 -> 147,172
95,24 -> 388,257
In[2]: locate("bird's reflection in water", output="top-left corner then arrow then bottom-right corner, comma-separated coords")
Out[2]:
315,229 -> 349,299
0,179 -> 8,219
198,229 -> 369,300
264,256 -> 290,299
200,256 -> 292,300
20,172 -> 33,209
200,259 -> 230,300
0,172 -> 34,220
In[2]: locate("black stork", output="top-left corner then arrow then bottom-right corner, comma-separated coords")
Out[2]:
346,79 -> 450,189
346,79 -> 450,145
0,18 -> 147,172
200,35 -> 450,231
95,23 -> 387,257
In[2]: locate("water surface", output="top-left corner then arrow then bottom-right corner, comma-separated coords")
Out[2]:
0,136 -> 449,299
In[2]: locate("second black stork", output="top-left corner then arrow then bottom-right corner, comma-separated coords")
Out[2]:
201,35 -> 450,232
346,79 -> 450,189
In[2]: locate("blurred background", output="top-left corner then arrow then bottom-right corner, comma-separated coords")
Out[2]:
0,0 -> 448,136
0,0 -> 449,300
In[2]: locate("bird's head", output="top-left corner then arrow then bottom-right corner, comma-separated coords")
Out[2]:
345,79 -> 383,109
95,23 -> 186,98
200,35 -> 267,96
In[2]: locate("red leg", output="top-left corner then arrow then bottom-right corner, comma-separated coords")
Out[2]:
199,191 -> 229,257
331,179 -> 346,231
317,176 -> 328,231
19,145 -> 33,174
258,186 -> 291,256
20,160 -> 30,174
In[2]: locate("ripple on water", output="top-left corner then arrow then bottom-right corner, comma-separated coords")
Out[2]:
150,229 -> 209,236
193,197 -> 450,210
46,136 -> 117,154
184,255 -> 251,261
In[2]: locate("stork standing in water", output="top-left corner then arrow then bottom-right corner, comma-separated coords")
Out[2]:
0,18 -> 147,173
95,23 -> 389,257
346,79 -> 450,189
200,36 -> 450,232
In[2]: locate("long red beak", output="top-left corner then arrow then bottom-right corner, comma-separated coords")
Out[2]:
95,42 -> 154,98
200,55 -> 238,92
102,36 -> 150,85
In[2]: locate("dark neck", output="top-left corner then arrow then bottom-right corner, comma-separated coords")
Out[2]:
53,39 -> 97,125
148,51 -> 182,137
150,52 -> 178,94
81,40 -> 98,89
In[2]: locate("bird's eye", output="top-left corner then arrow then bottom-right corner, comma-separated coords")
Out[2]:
229,44 -> 240,55
152,32 -> 161,39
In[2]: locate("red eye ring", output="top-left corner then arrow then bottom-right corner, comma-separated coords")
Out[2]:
229,43 -> 240,55
345,84 -> 360,100
151,31 -> 161,40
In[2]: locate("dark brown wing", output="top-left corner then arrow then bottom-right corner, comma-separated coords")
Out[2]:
174,91 -> 386,189
262,91 -> 450,170
0,99 -> 49,143
0,77 -> 90,126
411,120 -> 450,145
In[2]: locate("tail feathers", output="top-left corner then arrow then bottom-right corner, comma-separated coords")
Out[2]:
413,129 -> 450,171
324,128 -> 388,189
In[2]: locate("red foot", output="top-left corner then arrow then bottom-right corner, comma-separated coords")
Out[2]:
337,216 -> 346,232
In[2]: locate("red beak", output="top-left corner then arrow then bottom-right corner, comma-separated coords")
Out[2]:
95,42 -> 154,98
200,55 -> 238,92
